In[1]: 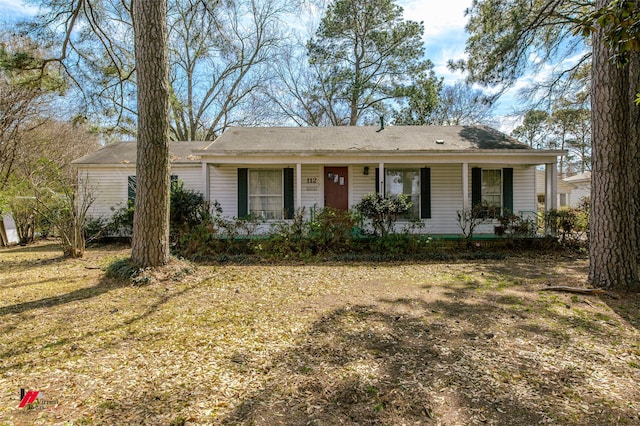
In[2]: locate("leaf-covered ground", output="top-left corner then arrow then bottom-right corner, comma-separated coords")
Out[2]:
0,242 -> 639,425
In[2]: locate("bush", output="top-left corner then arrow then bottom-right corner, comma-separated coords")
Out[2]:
108,180 -> 212,242
355,193 -> 412,237
170,182 -> 212,229
108,200 -> 135,237
456,204 -> 486,247
544,202 -> 590,248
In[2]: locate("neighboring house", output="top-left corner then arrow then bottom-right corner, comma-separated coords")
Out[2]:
563,171 -> 591,207
535,170 -> 575,209
73,125 -> 565,235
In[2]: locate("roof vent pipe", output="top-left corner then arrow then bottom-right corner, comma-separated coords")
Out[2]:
378,116 -> 385,132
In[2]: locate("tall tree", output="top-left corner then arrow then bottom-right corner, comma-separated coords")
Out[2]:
22,0 -> 288,139
0,34 -> 64,189
430,82 -> 496,126
168,0 -> 290,140
131,0 -> 171,267
511,110 -> 550,149
392,71 -> 441,125
588,0 -> 640,291
549,102 -> 591,176
307,0 -> 434,125
460,0 -> 639,291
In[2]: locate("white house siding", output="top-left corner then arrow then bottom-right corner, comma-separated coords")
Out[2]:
209,165 -> 238,217
210,164 -> 332,218
470,165 -> 537,234
350,164 -> 377,206
205,162 -> 540,235
301,165 -> 323,213
569,183 -> 590,207
513,166 -> 537,217
79,166 -> 135,220
429,164 -> 465,234
173,166 -> 205,195
79,165 -> 203,221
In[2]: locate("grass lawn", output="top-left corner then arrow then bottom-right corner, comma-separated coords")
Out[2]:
1,241 -> 639,425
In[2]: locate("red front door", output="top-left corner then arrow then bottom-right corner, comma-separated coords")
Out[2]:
324,167 -> 349,210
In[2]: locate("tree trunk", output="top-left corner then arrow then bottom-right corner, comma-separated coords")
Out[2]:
589,0 -> 640,291
131,0 -> 171,268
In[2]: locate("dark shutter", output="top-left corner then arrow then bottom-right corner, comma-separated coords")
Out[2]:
283,168 -> 294,219
420,167 -> 431,219
503,168 -> 514,214
237,168 -> 248,218
375,168 -> 380,194
127,176 -> 136,203
471,167 -> 482,208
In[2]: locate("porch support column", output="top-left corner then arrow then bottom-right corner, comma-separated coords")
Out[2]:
378,162 -> 385,195
296,163 -> 302,209
201,162 -> 210,202
545,162 -> 558,211
462,162 -> 469,211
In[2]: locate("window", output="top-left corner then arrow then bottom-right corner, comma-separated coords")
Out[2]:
249,169 -> 283,219
385,168 -> 420,218
472,167 -> 513,217
481,169 -> 502,217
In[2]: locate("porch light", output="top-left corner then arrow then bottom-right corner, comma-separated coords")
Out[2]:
363,166 -> 369,175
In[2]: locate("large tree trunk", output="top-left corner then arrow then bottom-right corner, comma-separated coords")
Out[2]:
589,0 -> 640,291
131,0 -> 171,268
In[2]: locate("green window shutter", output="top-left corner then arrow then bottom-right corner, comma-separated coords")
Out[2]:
237,168 -> 248,218
420,167 -> 431,219
375,168 -> 380,194
127,176 -> 136,203
503,168 -> 514,214
283,168 -> 294,219
471,167 -> 482,207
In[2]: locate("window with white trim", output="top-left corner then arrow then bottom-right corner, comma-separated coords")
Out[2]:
249,169 -> 283,219
482,169 -> 502,216
385,168 -> 420,218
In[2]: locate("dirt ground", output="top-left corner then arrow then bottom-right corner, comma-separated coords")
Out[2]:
0,241 -> 639,425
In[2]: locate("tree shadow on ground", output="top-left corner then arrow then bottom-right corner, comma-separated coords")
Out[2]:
0,274 -> 130,317
219,294 -> 638,425
601,292 -> 640,332
0,271 -> 204,373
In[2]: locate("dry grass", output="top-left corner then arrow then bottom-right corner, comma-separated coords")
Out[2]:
0,241 -> 639,425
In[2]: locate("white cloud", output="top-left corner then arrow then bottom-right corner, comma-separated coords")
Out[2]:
398,1 -> 472,85
0,0 -> 37,16
399,0 -> 470,37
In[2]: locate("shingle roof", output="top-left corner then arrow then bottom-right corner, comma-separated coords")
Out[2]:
73,126 -> 543,165
72,141 -> 210,165
564,171 -> 591,182
201,125 -> 532,153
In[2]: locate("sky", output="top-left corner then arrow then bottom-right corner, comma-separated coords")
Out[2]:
400,0 -> 471,84
0,0 -> 523,128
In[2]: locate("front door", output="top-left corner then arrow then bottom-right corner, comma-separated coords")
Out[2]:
324,167 -> 348,210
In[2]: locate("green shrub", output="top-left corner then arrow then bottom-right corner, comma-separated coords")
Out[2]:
544,202 -> 590,248
108,200 -> 135,237
355,193 -> 412,237
170,181 -> 212,230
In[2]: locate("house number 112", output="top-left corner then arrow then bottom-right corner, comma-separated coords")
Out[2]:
306,177 -> 318,184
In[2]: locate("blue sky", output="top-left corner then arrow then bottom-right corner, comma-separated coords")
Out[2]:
0,0 -> 526,128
